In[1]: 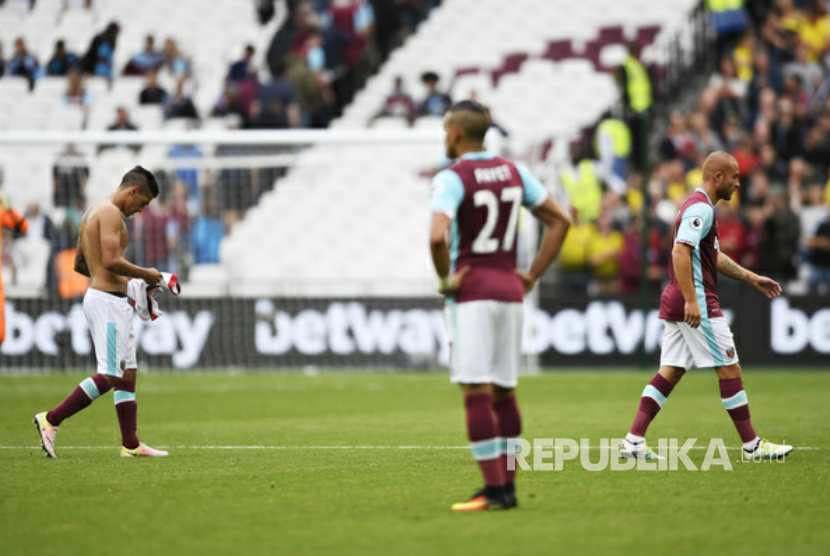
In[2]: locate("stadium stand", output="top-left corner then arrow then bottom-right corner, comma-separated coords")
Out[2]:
219,0 -> 698,294
2,0 -> 830,301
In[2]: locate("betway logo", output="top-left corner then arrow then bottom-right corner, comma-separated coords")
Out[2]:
771,298 -> 830,353
1,302 -> 213,368
255,300 -> 726,358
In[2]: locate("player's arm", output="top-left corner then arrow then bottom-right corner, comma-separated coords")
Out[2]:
672,242 -> 700,328
716,251 -> 782,299
520,197 -> 571,292
98,206 -> 161,284
429,169 -> 467,295
429,213 -> 468,294
74,238 -> 91,277
515,163 -> 571,292
672,203 -> 714,328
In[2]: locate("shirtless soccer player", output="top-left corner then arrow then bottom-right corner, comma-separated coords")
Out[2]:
621,151 -> 793,461
34,166 -> 168,458
430,100 -> 572,511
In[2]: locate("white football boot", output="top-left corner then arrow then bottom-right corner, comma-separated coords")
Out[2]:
33,412 -> 58,458
120,443 -> 169,458
620,437 -> 663,461
742,439 -> 793,461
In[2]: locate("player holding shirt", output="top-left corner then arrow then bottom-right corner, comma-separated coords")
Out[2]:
34,166 -> 168,458
430,100 -> 571,511
621,152 -> 792,461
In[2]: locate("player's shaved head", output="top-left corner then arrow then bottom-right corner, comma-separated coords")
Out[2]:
702,151 -> 737,181
445,100 -> 491,142
701,150 -> 741,202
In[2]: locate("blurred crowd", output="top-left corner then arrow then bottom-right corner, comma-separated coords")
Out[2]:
557,0 -> 830,297
4,154 -> 251,298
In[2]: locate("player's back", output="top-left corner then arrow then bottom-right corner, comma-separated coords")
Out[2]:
80,201 -> 129,292
450,154 -> 527,303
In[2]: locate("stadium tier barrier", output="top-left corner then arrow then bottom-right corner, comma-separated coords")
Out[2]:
1,293 -> 827,371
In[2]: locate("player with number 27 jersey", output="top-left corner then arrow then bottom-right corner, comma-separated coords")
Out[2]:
431,153 -> 548,303
428,100 -> 571,512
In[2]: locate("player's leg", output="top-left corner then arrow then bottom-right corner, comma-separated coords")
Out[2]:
116,318 -> 167,457
33,290 -> 120,458
448,301 -> 507,512
622,321 -> 690,460
715,362 -> 792,459
492,385 -> 519,507
490,302 -> 522,507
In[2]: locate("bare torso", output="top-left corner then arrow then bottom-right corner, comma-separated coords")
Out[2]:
78,201 -> 130,293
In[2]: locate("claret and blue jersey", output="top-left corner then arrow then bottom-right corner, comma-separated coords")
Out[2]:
659,188 -> 723,322
430,151 -> 548,303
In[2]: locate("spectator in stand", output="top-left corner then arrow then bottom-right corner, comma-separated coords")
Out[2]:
52,144 -> 88,209
64,68 -> 90,108
211,84 -> 247,122
124,34 -> 163,75
99,106 -> 138,153
227,44 -> 257,82
756,188 -> 801,281
259,62 -> 301,128
46,39 -> 79,76
166,182 -> 191,275
587,211 -> 624,295
371,75 -> 415,125
191,192 -> 224,264
164,81 -> 199,120
784,43 -> 824,100
139,68 -> 168,105
798,0 -> 830,63
418,71 -> 451,117
286,33 -> 334,127
717,200 -> 752,268
136,199 -> 172,272
8,37 -> 39,88
80,21 -> 119,79
108,106 -> 137,131
798,182 -> 829,256
806,205 -> 830,293
244,98 -> 288,129
556,207 -> 592,295
160,38 -> 190,84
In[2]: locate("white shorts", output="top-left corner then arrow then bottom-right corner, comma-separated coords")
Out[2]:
659,317 -> 739,369
83,288 -> 137,377
445,300 -> 523,388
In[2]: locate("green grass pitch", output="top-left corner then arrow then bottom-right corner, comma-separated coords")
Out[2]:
1,370 -> 828,555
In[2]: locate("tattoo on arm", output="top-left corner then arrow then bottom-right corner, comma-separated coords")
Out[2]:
717,252 -> 750,281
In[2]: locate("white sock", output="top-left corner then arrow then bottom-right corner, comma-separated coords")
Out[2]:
625,432 -> 645,444
742,436 -> 761,451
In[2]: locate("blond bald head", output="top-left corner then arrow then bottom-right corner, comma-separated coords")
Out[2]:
702,151 -> 737,182
701,150 -> 741,202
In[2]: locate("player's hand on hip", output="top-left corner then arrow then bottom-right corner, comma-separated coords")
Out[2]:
516,271 -> 537,294
144,267 -> 162,286
438,266 -> 469,296
683,300 -> 701,328
751,274 -> 783,299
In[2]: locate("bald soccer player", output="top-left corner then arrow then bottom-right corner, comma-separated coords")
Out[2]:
621,151 -> 792,461
430,100 -> 571,511
34,166 -> 168,458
